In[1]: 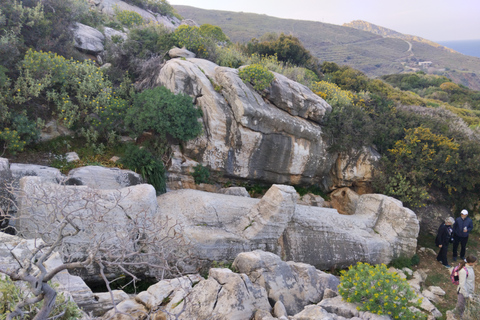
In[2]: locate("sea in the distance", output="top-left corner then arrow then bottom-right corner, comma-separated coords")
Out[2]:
437,39 -> 480,58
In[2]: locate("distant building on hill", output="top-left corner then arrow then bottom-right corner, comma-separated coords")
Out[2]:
419,61 -> 432,69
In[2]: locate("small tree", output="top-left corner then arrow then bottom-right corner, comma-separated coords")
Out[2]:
126,86 -> 203,142
0,177 -> 189,319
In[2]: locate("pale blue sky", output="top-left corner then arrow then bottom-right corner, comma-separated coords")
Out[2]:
169,0 -> 480,41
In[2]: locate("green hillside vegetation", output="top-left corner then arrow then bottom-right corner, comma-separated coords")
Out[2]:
1,0 -> 479,221
173,5 -> 480,90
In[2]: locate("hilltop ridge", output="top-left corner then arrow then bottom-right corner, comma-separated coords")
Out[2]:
174,5 -> 480,90
343,19 -> 458,54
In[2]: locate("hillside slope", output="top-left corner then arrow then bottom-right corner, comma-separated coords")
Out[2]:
174,5 -> 480,90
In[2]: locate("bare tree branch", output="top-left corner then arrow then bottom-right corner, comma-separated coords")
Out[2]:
1,177 -> 191,319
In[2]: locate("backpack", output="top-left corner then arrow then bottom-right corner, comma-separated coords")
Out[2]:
450,265 -> 468,285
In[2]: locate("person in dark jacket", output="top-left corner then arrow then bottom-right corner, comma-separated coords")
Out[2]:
436,217 -> 455,267
453,209 -> 474,261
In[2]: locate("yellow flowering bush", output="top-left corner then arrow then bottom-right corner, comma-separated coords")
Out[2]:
388,126 -> 460,195
0,128 -> 26,155
311,80 -> 355,108
114,7 -> 144,28
238,64 -> 275,93
338,262 -> 426,319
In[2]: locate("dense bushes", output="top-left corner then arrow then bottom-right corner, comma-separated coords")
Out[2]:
244,33 -> 322,77
121,144 -> 166,194
126,86 -> 203,141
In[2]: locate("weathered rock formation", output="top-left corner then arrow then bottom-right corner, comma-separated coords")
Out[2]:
148,53 -> 380,190
157,184 -> 419,271
8,166 -> 419,277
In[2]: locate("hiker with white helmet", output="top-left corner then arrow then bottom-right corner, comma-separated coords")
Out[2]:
452,209 -> 474,261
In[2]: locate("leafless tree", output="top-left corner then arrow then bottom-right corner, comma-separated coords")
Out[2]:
0,177 -> 192,319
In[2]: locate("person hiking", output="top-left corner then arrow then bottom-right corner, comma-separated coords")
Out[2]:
455,256 -> 477,318
436,217 -> 455,268
453,209 -> 474,261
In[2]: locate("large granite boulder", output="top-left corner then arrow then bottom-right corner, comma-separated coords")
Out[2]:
73,22 -> 105,54
10,163 -> 64,184
157,184 -> 420,271
285,193 -> 419,269
14,176 -> 158,281
150,57 -> 341,188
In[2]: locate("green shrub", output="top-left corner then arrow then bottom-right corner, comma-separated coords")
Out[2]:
126,86 -> 203,142
12,113 -> 40,145
114,7 -> 144,28
238,64 -> 275,92
374,171 -> 430,209
121,144 -> 166,194
14,49 -> 119,129
171,25 -> 216,59
191,164 -> 210,184
389,254 -> 420,269
338,262 -> 426,319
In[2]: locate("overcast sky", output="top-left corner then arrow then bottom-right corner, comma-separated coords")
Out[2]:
168,0 -> 480,41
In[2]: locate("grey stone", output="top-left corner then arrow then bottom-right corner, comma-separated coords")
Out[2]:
149,57 -> 341,188
218,187 -> 250,197
273,300 -> 288,318
233,250 -> 339,315
297,193 -> 325,207
90,290 -> 129,316
40,120 -> 73,141
15,177 -> 158,281
73,22 -> 105,54
98,0 -> 180,29
66,166 -> 143,189
173,268 -> 271,320
100,298 -> 148,320
157,185 -> 420,271
65,152 -> 80,162
103,27 -> 127,41
10,163 -> 64,184
169,47 -> 196,58
318,296 -> 359,318
428,286 -> 446,296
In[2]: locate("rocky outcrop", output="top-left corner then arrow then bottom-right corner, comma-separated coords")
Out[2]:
95,0 -> 181,29
153,57 -> 338,187
328,147 -> 380,193
150,56 -> 378,190
91,251 -> 441,320
11,174 -> 419,276
157,184 -> 419,271
10,163 -> 63,185
233,250 -> 340,315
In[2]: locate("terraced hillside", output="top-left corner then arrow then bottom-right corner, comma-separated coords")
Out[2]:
174,5 -> 480,90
